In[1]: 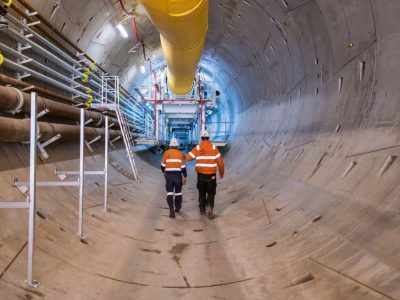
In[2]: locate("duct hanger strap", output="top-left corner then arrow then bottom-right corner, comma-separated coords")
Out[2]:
95,114 -> 103,126
6,87 -> 24,115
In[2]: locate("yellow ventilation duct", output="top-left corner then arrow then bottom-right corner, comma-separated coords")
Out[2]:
139,0 -> 208,95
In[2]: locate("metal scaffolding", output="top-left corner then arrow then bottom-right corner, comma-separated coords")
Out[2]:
0,92 -> 114,287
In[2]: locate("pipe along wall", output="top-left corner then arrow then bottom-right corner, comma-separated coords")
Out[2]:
0,85 -> 120,127
1,0 -> 400,299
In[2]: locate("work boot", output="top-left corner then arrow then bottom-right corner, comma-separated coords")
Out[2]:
200,209 -> 206,215
169,210 -> 175,219
175,208 -> 180,213
206,206 -> 213,220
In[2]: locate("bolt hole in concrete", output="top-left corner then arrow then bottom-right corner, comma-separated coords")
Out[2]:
193,229 -> 203,232
287,273 -> 315,287
141,248 -> 161,254
312,215 -> 322,223
169,243 -> 189,254
266,241 -> 277,248
172,232 -> 184,237
36,211 -> 46,219
155,228 -> 164,232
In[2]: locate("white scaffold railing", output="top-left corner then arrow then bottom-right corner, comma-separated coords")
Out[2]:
1,92 -> 114,288
0,93 -> 39,288
100,75 -> 139,180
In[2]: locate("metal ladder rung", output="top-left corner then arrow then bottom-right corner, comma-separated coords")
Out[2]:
115,107 -> 139,180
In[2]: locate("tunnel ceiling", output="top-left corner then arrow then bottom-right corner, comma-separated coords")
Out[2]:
24,0 -> 394,168
13,0 -> 393,157
3,0 -> 400,299
36,0 -> 378,117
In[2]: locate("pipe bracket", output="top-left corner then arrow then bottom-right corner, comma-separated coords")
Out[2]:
85,135 -> 101,153
6,87 -> 24,115
37,133 -> 62,160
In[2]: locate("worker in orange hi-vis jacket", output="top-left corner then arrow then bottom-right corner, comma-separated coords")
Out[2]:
161,138 -> 187,219
186,130 -> 224,219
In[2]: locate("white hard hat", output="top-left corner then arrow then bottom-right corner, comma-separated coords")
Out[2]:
169,137 -> 180,147
201,129 -> 210,138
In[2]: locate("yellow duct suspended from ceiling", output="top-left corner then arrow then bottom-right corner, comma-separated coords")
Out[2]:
139,0 -> 208,95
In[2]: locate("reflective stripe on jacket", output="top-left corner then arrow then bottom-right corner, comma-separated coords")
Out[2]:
161,148 -> 187,177
186,140 -> 224,176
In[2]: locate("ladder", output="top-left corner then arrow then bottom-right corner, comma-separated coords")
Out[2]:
101,75 -> 139,180
115,108 -> 139,181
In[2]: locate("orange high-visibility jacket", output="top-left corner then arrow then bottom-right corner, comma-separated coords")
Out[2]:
161,148 -> 187,176
186,140 -> 224,176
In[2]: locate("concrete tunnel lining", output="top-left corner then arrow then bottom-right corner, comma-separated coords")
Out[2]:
1,0 -> 400,299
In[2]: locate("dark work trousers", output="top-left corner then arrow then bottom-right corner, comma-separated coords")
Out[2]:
197,173 -> 217,212
165,173 -> 183,212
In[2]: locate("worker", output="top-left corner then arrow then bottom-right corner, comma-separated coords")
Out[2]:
186,130 -> 224,219
161,137 -> 187,218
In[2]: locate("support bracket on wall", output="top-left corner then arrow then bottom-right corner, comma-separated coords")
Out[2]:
37,133 -> 62,160
85,135 -> 101,153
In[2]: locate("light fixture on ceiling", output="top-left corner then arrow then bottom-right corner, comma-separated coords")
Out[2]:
141,65 -> 146,74
128,42 -> 141,53
116,24 -> 128,38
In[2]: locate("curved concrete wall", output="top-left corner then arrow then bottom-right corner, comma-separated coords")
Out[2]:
1,0 -> 400,299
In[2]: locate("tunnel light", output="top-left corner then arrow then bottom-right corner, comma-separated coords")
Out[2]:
141,65 -> 146,74
116,24 -> 128,38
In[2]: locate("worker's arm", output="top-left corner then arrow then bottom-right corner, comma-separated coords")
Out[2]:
215,148 -> 224,178
161,152 -> 167,176
186,146 -> 198,161
181,152 -> 187,185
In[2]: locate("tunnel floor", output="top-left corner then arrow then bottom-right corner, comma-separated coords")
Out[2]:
0,146 -> 395,300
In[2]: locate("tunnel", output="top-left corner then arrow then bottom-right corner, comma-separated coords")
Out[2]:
0,0 -> 399,299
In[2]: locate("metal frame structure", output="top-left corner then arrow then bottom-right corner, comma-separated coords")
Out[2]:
0,93 -> 114,287
0,92 -> 39,287
101,75 -> 139,181
137,66 -> 221,144
13,108 -> 87,237
2,11 -> 147,133
56,115 -> 111,213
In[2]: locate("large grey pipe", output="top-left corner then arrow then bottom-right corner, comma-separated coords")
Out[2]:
0,85 -> 137,131
0,116 -> 137,143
